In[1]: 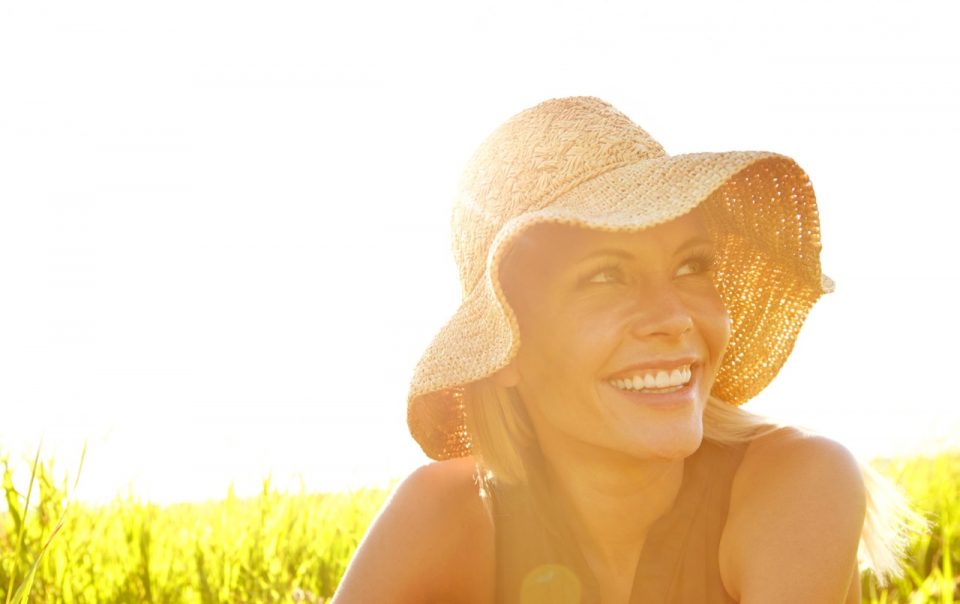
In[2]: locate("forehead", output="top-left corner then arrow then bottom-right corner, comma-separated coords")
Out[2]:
505,211 -> 710,266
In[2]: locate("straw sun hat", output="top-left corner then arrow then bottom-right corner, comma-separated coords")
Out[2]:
407,96 -> 833,461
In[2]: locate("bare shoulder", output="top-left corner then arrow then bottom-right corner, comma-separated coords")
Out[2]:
331,456 -> 494,604
719,428 -> 866,603
734,427 -> 864,490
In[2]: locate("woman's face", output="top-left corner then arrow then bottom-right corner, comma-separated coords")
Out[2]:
498,211 -> 731,461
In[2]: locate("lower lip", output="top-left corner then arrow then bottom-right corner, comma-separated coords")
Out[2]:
605,373 -> 699,410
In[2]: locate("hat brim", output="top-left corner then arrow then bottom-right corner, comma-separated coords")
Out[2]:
408,151 -> 827,460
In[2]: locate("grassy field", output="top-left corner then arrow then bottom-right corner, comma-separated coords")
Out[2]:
1,451 -> 957,603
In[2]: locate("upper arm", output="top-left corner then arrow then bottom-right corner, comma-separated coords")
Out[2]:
331,458 -> 489,603
719,430 -> 866,604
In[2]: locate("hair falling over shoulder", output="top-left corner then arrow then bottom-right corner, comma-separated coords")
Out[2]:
463,379 -> 924,586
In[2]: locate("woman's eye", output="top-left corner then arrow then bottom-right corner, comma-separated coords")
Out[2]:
676,261 -> 700,277
676,254 -> 714,277
586,267 -> 625,284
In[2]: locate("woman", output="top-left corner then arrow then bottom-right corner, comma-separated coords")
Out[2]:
332,97 -> 909,603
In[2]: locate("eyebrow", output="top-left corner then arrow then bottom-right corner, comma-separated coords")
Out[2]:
575,236 -> 714,264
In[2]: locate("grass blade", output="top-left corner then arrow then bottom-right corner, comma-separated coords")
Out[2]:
4,442 -> 42,604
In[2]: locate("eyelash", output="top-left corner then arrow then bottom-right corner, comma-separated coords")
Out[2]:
584,262 -> 627,285
583,252 -> 716,285
677,252 -> 716,277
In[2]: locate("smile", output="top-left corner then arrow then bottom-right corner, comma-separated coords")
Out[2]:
608,365 -> 692,392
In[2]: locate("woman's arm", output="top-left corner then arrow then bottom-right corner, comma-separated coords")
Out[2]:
331,457 -> 491,603
719,429 -> 866,603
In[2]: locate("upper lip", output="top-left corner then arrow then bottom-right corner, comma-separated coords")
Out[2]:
605,356 -> 700,380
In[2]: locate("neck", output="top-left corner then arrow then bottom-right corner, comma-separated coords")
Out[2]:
534,432 -> 686,573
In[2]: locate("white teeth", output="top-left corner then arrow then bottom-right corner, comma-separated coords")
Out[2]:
655,371 -> 669,388
608,364 -> 694,392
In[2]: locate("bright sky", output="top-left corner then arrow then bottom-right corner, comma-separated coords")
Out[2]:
1,0 -> 959,506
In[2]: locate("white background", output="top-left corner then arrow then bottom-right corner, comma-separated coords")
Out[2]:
1,0 -> 958,505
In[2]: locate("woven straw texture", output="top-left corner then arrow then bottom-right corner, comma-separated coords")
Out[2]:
408,97 -> 828,461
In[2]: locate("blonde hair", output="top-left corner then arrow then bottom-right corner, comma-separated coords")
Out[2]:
463,379 -> 921,585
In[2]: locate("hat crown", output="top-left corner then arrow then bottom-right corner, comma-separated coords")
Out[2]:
451,96 -> 666,295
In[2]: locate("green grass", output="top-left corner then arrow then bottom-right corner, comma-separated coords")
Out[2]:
862,454 -> 959,603
1,449 -> 957,603
0,452 -> 392,603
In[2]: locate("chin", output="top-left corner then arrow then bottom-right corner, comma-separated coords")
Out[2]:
632,421 -> 705,460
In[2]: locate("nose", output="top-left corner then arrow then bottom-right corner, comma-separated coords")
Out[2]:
628,287 -> 695,340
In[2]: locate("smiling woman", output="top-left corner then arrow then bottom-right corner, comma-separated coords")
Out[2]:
494,217 -> 729,466
331,97 -> 913,603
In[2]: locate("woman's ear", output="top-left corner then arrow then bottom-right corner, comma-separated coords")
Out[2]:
491,361 -> 520,388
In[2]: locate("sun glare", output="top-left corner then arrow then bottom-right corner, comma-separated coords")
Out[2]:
1,1 -> 958,507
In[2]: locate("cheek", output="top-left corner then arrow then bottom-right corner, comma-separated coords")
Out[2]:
518,308 -> 616,382
698,296 -> 731,359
